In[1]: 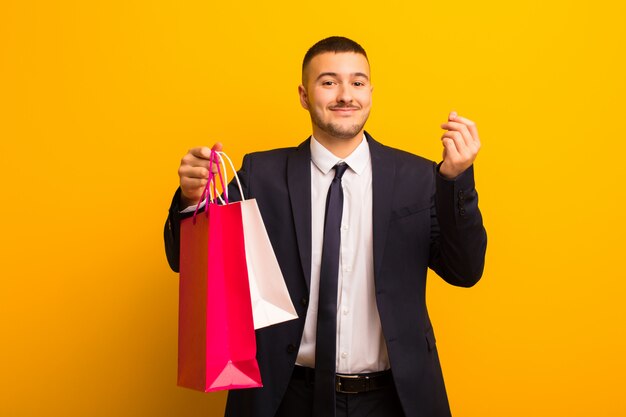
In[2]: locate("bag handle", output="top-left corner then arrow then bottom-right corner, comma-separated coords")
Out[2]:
209,152 -> 228,205
191,148 -> 246,222
192,148 -> 226,221
216,151 -> 245,201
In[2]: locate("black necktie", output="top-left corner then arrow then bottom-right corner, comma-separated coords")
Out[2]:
314,163 -> 348,417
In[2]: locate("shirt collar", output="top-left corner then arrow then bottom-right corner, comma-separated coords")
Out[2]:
310,134 -> 370,176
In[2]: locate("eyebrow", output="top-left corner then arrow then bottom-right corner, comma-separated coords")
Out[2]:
315,72 -> 370,81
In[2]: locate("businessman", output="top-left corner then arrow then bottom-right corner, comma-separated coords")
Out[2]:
165,36 -> 487,417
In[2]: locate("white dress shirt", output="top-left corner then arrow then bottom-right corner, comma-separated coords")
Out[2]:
295,135 -> 390,374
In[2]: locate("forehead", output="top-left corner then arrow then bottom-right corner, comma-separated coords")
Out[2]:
304,52 -> 370,79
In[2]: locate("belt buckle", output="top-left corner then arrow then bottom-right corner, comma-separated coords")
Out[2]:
335,374 -> 369,394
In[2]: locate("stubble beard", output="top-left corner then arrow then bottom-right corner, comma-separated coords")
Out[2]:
310,108 -> 370,140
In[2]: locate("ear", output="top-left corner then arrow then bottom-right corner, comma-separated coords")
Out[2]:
298,85 -> 309,110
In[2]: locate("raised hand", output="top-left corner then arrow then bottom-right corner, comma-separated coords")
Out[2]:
439,111 -> 481,179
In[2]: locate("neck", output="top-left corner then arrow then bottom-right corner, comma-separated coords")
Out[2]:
312,128 -> 365,159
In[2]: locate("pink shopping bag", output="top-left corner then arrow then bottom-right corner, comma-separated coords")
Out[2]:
177,151 -> 262,392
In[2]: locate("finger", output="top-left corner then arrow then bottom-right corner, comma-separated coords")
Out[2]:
441,137 -> 460,160
178,165 -> 211,179
180,177 -> 209,190
440,121 -> 472,148
449,115 -> 480,145
443,130 -> 479,161
441,131 -> 468,155
208,143 -> 225,172
181,153 -> 220,173
189,146 -> 214,160
190,143 -> 224,159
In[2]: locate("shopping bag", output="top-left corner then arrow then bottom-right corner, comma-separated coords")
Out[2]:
177,150 -> 297,392
218,153 -> 298,330
178,151 -> 262,392
241,199 -> 299,329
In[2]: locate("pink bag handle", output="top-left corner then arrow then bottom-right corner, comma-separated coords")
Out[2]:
211,150 -> 228,205
192,148 -> 228,223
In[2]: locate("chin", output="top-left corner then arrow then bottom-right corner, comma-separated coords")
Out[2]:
327,125 -> 364,140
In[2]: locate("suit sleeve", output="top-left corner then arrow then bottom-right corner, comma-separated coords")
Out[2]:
428,163 -> 487,287
163,154 -> 252,273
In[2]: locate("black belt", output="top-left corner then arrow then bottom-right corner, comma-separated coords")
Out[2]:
291,365 -> 393,394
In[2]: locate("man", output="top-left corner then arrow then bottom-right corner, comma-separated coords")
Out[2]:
165,36 -> 487,417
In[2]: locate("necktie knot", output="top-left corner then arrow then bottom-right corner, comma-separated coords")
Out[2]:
333,163 -> 348,180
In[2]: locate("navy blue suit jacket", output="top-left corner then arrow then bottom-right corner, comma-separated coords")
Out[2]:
164,133 -> 487,417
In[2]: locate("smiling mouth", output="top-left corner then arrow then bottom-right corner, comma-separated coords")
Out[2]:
330,107 -> 360,112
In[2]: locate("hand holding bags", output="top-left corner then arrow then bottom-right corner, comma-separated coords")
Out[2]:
177,150 -> 297,392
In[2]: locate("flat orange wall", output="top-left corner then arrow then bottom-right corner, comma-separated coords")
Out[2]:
1,1 -> 625,416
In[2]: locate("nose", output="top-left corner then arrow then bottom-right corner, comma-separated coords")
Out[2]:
336,84 -> 353,104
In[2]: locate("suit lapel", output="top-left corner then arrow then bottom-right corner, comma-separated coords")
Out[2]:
288,138 -> 313,291
287,134 -> 395,291
367,132 -> 396,284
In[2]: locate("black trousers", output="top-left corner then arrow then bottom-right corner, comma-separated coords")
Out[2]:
275,374 -> 405,417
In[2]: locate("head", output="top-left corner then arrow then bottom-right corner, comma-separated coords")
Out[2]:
299,37 -> 373,142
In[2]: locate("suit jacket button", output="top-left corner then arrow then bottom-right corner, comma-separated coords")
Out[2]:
459,208 -> 466,216
300,297 -> 308,307
286,344 -> 297,354
458,190 -> 465,199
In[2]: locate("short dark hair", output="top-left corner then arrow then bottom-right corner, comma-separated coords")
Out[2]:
302,36 -> 368,75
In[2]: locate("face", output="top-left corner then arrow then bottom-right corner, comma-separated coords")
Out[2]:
299,52 -> 372,141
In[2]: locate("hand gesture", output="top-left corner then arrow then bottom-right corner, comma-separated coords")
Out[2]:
178,142 -> 223,207
439,111 -> 481,179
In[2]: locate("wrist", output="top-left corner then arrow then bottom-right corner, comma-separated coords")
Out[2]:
180,192 -> 200,208
438,164 -> 460,180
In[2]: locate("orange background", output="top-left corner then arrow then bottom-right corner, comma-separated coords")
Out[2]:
1,1 -> 625,416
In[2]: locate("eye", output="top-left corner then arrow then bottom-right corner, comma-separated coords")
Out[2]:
322,80 -> 335,86
353,81 -> 366,87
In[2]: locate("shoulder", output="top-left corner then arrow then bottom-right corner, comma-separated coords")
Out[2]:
241,146 -> 298,171
246,146 -> 298,159
367,133 -> 436,174
243,139 -> 306,162
388,145 -> 434,167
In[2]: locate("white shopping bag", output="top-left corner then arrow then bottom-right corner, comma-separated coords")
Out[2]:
240,199 -> 299,329
217,152 -> 298,329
